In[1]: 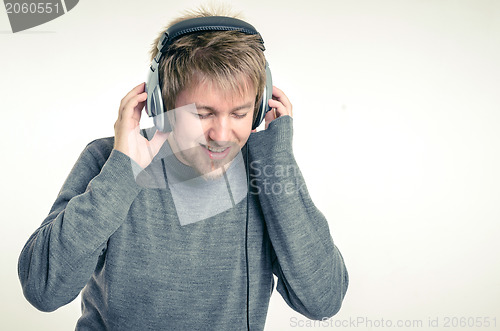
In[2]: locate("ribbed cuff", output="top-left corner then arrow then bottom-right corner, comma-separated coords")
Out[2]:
247,115 -> 293,159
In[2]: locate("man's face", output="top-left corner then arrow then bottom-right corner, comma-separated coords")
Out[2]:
167,80 -> 255,179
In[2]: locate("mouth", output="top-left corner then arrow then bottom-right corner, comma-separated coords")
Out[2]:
200,144 -> 231,160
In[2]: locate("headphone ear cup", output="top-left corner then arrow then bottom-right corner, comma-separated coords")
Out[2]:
252,62 -> 273,130
154,110 -> 173,132
146,69 -> 172,132
146,68 -> 160,117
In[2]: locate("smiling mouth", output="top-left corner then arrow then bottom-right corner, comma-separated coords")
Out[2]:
200,144 -> 231,160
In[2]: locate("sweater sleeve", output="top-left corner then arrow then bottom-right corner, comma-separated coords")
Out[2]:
247,116 -> 348,320
18,139 -> 142,312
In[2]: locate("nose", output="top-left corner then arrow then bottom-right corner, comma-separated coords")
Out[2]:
207,116 -> 231,144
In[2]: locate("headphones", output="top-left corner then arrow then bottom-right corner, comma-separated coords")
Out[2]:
145,16 -> 273,132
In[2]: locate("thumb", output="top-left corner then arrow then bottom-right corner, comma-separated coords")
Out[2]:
148,131 -> 170,157
264,108 -> 276,130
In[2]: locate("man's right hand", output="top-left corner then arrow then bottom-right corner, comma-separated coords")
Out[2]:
113,82 -> 169,169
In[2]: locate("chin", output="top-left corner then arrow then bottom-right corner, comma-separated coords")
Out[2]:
200,169 -> 225,181
198,158 -> 234,181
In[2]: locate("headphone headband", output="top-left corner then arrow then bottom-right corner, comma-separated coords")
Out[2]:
158,16 -> 263,53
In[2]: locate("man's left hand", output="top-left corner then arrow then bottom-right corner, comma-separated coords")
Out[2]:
264,86 -> 293,130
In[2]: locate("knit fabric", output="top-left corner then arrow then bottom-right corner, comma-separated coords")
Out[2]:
18,116 -> 348,330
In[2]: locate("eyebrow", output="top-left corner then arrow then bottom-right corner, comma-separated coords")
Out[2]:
195,102 -> 254,113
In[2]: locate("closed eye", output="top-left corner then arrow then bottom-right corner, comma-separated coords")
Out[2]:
194,112 -> 213,120
232,112 -> 248,119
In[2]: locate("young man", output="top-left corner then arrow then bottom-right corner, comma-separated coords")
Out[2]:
19,8 -> 348,330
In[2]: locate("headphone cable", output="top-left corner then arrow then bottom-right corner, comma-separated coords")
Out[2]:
245,144 -> 250,331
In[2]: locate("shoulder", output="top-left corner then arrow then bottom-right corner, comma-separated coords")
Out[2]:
80,136 -> 115,169
80,128 -> 154,169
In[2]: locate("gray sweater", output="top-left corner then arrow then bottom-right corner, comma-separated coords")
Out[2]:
18,116 -> 348,330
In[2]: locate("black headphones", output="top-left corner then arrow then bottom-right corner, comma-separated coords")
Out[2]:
145,16 -> 273,132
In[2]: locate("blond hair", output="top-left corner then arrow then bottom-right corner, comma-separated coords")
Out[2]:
149,6 -> 266,118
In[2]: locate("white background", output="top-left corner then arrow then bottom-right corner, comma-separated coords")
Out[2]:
1,0 -> 499,330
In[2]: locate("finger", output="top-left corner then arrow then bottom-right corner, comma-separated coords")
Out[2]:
121,92 -> 148,125
271,86 -> 291,107
148,131 -> 170,156
271,86 -> 293,117
268,98 -> 290,118
119,83 -> 146,116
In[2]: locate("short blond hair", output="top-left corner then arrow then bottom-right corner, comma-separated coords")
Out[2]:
149,6 -> 266,119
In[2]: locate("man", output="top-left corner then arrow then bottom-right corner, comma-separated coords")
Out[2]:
19,7 -> 348,330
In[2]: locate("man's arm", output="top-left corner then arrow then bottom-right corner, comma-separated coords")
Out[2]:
18,83 -> 167,312
18,142 -> 142,312
248,88 -> 348,320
